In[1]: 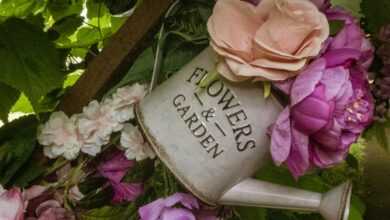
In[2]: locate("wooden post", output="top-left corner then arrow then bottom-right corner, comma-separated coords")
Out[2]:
58,0 -> 173,115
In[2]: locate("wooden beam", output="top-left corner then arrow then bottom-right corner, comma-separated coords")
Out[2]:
58,0 -> 173,115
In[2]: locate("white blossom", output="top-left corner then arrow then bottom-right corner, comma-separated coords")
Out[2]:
120,123 -> 155,161
38,112 -> 82,160
111,83 -> 147,123
76,100 -> 122,156
0,185 -> 4,195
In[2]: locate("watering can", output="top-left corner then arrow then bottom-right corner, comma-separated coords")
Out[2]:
134,47 -> 352,220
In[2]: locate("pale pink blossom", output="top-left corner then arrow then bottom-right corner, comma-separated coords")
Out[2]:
208,0 -> 329,81
111,83 -> 147,123
77,100 -> 122,156
120,124 -> 155,161
38,112 -> 82,160
68,186 -> 84,202
0,187 -> 24,220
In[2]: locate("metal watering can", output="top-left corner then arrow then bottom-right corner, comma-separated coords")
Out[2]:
135,48 -> 352,220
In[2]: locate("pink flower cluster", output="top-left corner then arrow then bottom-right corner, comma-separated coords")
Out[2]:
38,83 -> 149,160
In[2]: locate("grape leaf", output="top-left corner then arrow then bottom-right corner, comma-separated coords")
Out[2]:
0,83 -> 20,122
0,18 -> 64,112
361,0 -> 390,35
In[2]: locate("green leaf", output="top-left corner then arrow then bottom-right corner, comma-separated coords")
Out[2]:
10,159 -> 45,187
43,0 -> 85,29
0,0 -> 47,20
55,1 -> 126,48
11,94 -> 34,114
0,18 -> 64,112
0,116 -> 38,185
81,205 -> 136,220
331,0 -> 362,18
361,0 -> 390,35
236,207 -> 267,220
107,47 -> 154,95
263,82 -> 271,98
0,83 -> 20,122
364,120 -> 390,152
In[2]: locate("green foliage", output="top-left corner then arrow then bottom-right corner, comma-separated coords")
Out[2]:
43,0 -> 84,29
0,0 -> 47,20
55,1 -> 126,48
331,0 -> 362,18
0,116 -> 40,186
361,0 -> 390,35
364,121 -> 390,152
236,207 -> 267,220
81,205 -> 137,220
0,18 -> 64,113
0,83 -> 20,122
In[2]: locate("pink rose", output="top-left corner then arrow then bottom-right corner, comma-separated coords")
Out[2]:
0,187 -> 24,220
208,0 -> 329,81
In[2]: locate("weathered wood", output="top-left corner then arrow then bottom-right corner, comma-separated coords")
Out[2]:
58,0 -> 173,114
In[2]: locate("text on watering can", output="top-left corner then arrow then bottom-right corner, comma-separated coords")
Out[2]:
172,67 -> 256,159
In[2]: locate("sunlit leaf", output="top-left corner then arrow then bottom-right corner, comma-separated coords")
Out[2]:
0,19 -> 64,112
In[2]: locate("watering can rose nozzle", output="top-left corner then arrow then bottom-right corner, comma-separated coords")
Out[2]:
219,179 -> 352,220
135,48 -> 352,220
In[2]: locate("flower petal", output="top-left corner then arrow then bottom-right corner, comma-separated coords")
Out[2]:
291,59 -> 325,106
111,182 -> 143,204
271,108 -> 292,165
139,199 -> 166,220
160,208 -> 196,220
286,128 -> 310,179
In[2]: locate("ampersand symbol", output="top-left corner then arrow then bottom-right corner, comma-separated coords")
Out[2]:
201,108 -> 216,122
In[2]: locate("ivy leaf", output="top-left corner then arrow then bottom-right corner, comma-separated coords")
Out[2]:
331,0 -> 362,18
0,83 -> 20,122
361,0 -> 390,35
0,18 -> 64,112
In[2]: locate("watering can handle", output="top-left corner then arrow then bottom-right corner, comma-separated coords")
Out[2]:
219,178 -> 352,220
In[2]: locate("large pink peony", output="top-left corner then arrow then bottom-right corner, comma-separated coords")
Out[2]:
208,0 -> 329,81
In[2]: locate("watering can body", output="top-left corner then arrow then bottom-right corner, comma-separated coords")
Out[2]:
135,48 -> 352,220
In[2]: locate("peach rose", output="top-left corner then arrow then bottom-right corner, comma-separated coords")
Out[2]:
208,0 -> 329,81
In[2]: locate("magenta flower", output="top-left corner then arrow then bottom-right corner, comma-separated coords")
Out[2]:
139,193 -> 217,220
98,151 -> 143,203
271,58 -> 374,178
325,8 -> 374,69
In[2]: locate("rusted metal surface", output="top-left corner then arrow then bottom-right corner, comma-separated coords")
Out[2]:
58,0 -> 173,115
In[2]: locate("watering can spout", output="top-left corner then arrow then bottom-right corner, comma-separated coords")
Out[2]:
219,179 -> 352,220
